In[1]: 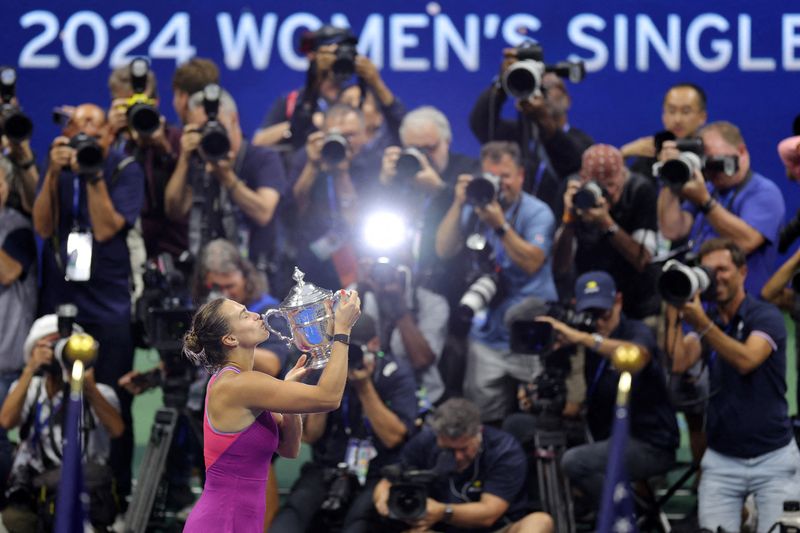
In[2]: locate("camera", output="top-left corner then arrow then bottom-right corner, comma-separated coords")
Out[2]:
0,67 -> 33,142
332,39 -> 358,82
465,172 -> 501,207
658,259 -> 716,306
382,452 -> 454,522
501,41 -> 585,101
653,137 -> 704,190
572,180 -> 606,210
457,233 -> 501,322
321,463 -> 359,514
69,133 -> 104,176
510,303 -> 598,354
395,148 -> 425,181
199,84 -> 230,161
703,155 -> 739,176
125,58 -> 160,136
321,132 -> 349,165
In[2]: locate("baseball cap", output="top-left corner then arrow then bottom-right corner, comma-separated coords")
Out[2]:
574,271 -> 617,312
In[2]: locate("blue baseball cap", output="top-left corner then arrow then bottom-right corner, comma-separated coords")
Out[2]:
574,271 -> 617,312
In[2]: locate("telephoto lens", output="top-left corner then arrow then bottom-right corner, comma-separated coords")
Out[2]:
658,259 -> 716,306
321,133 -> 348,165
465,173 -> 501,207
69,133 -> 105,176
395,148 -> 424,180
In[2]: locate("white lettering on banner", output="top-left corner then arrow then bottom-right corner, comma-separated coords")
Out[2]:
277,13 -> 321,70
738,15 -> 775,71
567,14 -> 609,71
13,10 -> 800,73
783,14 -> 800,70
390,14 -> 430,71
62,11 -> 109,69
217,12 -> 278,70
19,10 -> 60,68
685,14 -> 731,72
434,14 -> 479,71
635,14 -> 681,71
109,12 -> 151,68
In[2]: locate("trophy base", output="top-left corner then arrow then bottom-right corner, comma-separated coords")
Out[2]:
305,351 -> 331,370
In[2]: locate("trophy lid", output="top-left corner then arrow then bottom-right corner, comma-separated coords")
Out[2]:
281,267 -> 333,308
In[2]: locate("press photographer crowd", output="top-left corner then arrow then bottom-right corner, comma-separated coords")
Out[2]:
2,23 -> 800,533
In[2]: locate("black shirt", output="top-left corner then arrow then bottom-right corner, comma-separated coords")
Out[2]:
585,315 -> 679,451
705,294 -> 792,458
573,173 -> 661,318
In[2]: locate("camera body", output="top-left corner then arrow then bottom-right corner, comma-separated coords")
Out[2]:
69,133 -> 105,177
321,132 -> 349,166
125,58 -> 160,136
382,465 -> 439,522
658,259 -> 716,306
199,84 -> 230,161
0,66 -> 33,142
501,41 -> 585,100
653,134 -> 740,190
321,463 -> 360,514
465,172 -> 501,207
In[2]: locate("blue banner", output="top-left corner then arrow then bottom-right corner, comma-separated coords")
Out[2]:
2,1 -> 799,225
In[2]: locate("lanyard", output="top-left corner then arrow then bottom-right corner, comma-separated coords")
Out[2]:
530,160 -> 547,196
326,174 -> 339,216
341,389 -> 373,436
71,176 -> 82,230
587,357 -> 609,399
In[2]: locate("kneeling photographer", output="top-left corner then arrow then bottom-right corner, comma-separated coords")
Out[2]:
436,141 -> 557,424
540,271 -> 678,518
270,315 -> 418,533
0,313 -> 124,532
372,398 -> 554,533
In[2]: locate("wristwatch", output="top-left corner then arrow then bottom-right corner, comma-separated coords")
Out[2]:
443,504 -> 454,523
591,333 -> 604,351
604,223 -> 619,237
332,333 -> 350,346
495,221 -> 511,237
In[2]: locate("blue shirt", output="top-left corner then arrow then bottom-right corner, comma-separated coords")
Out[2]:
462,192 -> 557,347
705,294 -> 792,458
684,171 -> 784,294
40,152 -> 144,323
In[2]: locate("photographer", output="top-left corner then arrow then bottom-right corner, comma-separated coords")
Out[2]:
359,258 -> 449,405
290,104 -> 373,289
665,238 -> 800,531
372,398 -> 554,533
164,86 -> 286,265
32,102 -> 144,501
378,106 -> 480,302
469,46 -> 592,216
621,83 -> 708,180
436,141 -> 557,423
539,271 -> 678,516
171,58 -> 220,126
270,315 -> 418,533
657,120 -> 785,294
553,144 -> 660,321
0,315 -> 124,531
0,66 -> 38,215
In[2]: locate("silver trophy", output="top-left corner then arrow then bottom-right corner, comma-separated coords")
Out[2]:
263,267 -> 344,369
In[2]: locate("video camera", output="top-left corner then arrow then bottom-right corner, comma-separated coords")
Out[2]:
125,57 -> 160,136
465,172 -> 502,208
509,302 -> 599,355
382,451 -> 455,522
652,132 -> 739,190
658,258 -> 716,306
502,41 -> 585,101
199,84 -> 230,161
0,67 -> 33,142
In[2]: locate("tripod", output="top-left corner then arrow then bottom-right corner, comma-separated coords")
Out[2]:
124,353 -> 205,533
533,426 -> 576,533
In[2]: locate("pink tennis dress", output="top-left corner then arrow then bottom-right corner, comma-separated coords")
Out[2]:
183,366 -> 279,532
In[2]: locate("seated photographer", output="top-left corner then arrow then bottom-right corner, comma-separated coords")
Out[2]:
372,397 -> 554,533
164,85 -> 286,265
289,104 -> 375,289
470,45 -> 592,216
540,271 -> 678,515
657,120 -> 785,294
270,315 -> 418,533
358,257 -> 449,406
378,106 -> 480,302
620,83 -> 708,181
666,238 -> 800,532
436,141 -> 557,423
553,144 -> 660,322
32,102 -> 144,501
0,314 -> 124,531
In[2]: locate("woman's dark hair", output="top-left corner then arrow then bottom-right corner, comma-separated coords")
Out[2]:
183,298 -> 231,372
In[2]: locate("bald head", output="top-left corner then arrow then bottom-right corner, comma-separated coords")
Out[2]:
66,104 -> 107,138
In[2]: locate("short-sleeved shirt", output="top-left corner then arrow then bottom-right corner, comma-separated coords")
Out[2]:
39,151 -> 145,323
311,352 -> 418,477
399,426 -> 529,531
362,287 -> 450,404
684,171 -> 785,294
573,173 -> 661,319
462,192 -> 558,347
703,294 -> 792,458
584,315 -> 679,451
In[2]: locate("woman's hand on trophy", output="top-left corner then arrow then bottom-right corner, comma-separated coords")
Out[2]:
334,290 -> 361,332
